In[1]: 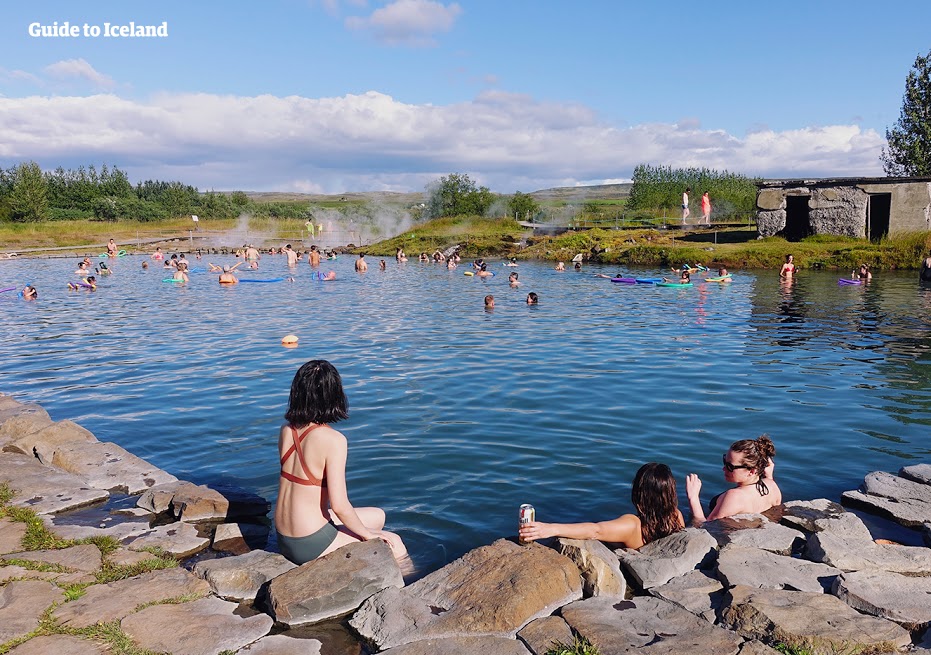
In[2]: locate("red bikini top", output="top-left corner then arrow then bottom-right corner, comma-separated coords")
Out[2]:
280,424 -> 327,487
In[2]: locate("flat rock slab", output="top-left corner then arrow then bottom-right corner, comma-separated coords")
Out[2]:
122,520 -> 211,557
842,470 -> 931,528
556,538 -> 626,598
4,544 -> 102,573
807,528 -> 931,574
617,527 -> 718,589
0,580 -> 63,643
0,405 -> 51,448
121,596 -> 274,655
0,452 -> 108,514
214,522 -> 271,555
517,616 -> 575,655
900,463 -> 931,485
194,549 -> 296,601
560,595 -> 744,655
738,642 -> 782,655
380,636 -> 531,655
107,547 -> 160,567
833,569 -> 931,630
720,585 -> 911,652
716,546 -> 840,593
50,441 -> 178,495
53,566 -> 210,628
235,634 -> 323,655
649,569 -> 725,623
0,518 -> 27,555
350,539 -> 582,651
269,539 -> 402,627
41,513 -> 152,542
703,515 -> 804,555
9,420 -> 98,463
779,499 -> 846,532
0,565 -> 58,584
7,634 -> 109,655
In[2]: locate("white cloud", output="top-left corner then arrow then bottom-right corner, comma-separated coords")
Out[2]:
0,90 -> 886,193
346,0 -> 461,46
43,59 -> 114,89
0,68 -> 44,86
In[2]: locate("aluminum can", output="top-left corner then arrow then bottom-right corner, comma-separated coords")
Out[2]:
518,504 -> 535,544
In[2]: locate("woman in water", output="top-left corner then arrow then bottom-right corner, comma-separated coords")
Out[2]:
686,435 -> 781,526
275,360 -> 407,564
854,264 -> 872,281
518,463 -> 685,549
779,254 -> 796,278
921,250 -> 931,282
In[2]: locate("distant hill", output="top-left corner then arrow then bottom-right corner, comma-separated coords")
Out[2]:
244,183 -> 631,205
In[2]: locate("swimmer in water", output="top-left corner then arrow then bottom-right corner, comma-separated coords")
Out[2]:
779,254 -> 795,278
142,261 -> 149,269
75,261 -> 90,275
151,247 -> 164,261
21,286 -> 37,300
509,272 -> 520,287
526,292 -> 538,305
854,264 -> 872,280
446,258 -> 457,270
574,262 -> 582,271
504,257 -> 518,267
218,266 -> 239,285
484,294 -> 494,309
379,260 -> 386,271
309,245 -> 321,268
173,263 -> 190,283
555,262 -> 566,271
355,253 -> 368,272
476,264 -> 494,278
663,271 -> 691,284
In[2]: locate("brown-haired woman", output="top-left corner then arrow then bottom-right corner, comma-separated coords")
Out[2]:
517,463 -> 685,549
686,435 -> 781,526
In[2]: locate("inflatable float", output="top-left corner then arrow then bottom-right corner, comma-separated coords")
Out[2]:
705,275 -> 732,282
162,278 -> 186,283
635,277 -> 663,284
838,278 -> 863,285
656,282 -> 694,288
464,271 -> 474,276
239,277 -> 285,283
610,277 -> 637,284
0,287 -> 16,294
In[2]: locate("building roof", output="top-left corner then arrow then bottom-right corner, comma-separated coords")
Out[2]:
757,176 -> 931,189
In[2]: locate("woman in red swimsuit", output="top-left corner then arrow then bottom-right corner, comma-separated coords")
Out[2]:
274,360 -> 408,564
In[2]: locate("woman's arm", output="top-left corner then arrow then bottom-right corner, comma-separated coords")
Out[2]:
686,473 -> 706,526
518,514 -> 639,546
323,432 -> 376,541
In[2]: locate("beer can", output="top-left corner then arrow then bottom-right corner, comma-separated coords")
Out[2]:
518,504 -> 535,544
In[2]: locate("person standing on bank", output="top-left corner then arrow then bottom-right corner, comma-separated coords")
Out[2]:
682,187 -> 691,224
275,360 -> 408,564
701,192 -> 711,225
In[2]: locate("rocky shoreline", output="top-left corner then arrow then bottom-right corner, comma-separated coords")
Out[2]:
1,394 -> 930,655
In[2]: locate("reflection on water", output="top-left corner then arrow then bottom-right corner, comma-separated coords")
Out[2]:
1,257 -> 930,572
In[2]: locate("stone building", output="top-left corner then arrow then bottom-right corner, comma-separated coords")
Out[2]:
756,177 -> 931,241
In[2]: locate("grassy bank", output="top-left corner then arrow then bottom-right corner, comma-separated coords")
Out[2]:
356,216 -> 931,271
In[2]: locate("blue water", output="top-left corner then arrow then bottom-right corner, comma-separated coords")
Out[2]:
2,255 -> 931,573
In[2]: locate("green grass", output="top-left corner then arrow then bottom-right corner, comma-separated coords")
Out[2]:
773,640 -> 900,655
544,636 -> 602,655
354,215 -> 525,258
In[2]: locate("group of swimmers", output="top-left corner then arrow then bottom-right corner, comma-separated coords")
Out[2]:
274,358 -> 782,566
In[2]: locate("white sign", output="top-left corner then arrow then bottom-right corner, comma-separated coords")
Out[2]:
191,215 -> 199,223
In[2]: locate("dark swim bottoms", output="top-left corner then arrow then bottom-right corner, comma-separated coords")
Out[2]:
277,521 -> 339,564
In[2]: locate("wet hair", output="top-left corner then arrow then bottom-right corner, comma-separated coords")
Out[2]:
729,434 -> 776,496
527,292 -> 538,304
284,360 -> 349,426
631,463 -> 682,545
480,264 -> 487,271
509,272 -> 518,280
23,286 -> 37,299
484,294 -> 494,306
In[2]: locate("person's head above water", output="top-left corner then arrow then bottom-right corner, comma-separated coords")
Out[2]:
631,462 -> 683,544
726,434 -> 776,495
509,272 -> 518,281
526,292 -> 538,304
285,360 -> 349,426
484,294 -> 494,308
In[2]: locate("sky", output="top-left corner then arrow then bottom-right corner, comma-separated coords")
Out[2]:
0,0 -> 929,194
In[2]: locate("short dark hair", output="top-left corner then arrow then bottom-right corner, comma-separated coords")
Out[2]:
284,360 -> 349,426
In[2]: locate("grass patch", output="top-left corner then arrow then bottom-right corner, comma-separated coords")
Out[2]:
133,591 -> 207,613
773,640 -> 900,655
0,483 -> 13,506
94,551 -> 178,585
544,636 -> 602,655
67,621 -> 164,655
354,215 -> 525,259
0,218 -> 238,251
0,558 -> 69,573
0,505 -> 71,551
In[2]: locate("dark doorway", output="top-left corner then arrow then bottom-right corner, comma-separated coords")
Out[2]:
783,195 -> 811,241
868,193 -> 891,241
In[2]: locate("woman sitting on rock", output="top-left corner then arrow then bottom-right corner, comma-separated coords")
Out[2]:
686,434 -> 781,526
274,360 -> 408,564
517,463 -> 685,549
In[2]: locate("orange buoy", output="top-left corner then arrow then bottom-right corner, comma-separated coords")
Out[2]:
281,334 -> 299,345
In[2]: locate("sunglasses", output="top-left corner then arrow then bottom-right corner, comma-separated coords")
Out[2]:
722,455 -> 753,472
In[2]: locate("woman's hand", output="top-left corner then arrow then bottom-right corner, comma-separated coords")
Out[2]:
367,529 -> 408,558
518,521 -> 553,542
686,473 -> 702,499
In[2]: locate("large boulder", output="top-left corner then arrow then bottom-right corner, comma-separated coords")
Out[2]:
560,595 -> 744,654
120,596 -> 273,655
778,499 -> 846,532
121,521 -> 211,558
0,413 -> 54,450
136,481 -> 269,521
715,546 -> 840,593
350,539 -> 582,651
617,528 -> 718,589
720,585 -> 911,652
0,451 -> 108,514
268,539 -> 403,627
213,522 -> 270,554
0,580 -> 63,643
832,569 -> 931,630
236,634 -> 323,655
49,441 -> 177,494
900,463 -> 931,485
53,567 -> 210,628
806,511 -> 931,573
5,634 -> 109,655
649,569 -> 726,622
842,470 -> 931,528
7,420 -> 97,462
555,538 -> 626,598
194,549 -> 296,602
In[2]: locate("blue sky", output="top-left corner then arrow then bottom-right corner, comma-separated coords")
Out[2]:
1,0 -> 929,193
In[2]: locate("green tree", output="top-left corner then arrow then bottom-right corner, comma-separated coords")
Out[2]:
508,191 -> 540,221
882,49 -> 931,176
9,161 -> 49,222
424,173 -> 495,219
